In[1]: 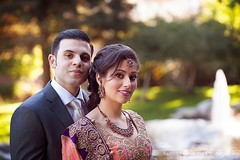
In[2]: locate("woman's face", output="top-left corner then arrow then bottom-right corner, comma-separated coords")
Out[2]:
100,59 -> 139,105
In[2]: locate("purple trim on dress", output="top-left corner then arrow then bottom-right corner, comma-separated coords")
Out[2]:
63,117 -> 113,160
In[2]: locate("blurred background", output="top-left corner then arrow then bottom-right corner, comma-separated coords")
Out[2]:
0,0 -> 240,159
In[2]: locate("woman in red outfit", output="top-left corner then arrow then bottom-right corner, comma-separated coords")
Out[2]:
62,44 -> 152,160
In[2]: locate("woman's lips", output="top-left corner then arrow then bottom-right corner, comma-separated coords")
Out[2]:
119,90 -> 131,96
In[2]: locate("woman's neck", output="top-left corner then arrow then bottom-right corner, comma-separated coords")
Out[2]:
98,100 -> 122,119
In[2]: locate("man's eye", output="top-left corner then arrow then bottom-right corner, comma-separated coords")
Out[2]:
65,53 -> 73,58
80,54 -> 90,62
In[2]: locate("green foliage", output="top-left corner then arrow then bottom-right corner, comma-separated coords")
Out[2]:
201,0 -> 240,49
0,103 -> 19,144
0,0 -> 135,87
126,18 -> 232,63
124,86 -> 212,120
1,0 -> 240,100
0,84 -> 14,99
123,85 -> 240,121
0,59 -> 16,76
0,49 -> 42,100
124,17 -> 240,88
82,0 -> 134,42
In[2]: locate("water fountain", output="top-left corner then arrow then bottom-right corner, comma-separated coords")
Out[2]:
146,69 -> 240,160
211,69 -> 233,130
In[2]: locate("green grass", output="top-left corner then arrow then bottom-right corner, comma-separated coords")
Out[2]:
1,85 -> 240,144
0,103 -> 19,144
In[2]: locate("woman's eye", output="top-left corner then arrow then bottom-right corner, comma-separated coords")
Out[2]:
130,75 -> 137,82
116,73 -> 124,79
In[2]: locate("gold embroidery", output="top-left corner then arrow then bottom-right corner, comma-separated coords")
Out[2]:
96,110 -> 152,160
67,117 -> 112,160
66,111 -> 152,160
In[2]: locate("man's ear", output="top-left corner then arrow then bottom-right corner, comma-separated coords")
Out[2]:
96,74 -> 102,85
48,54 -> 56,68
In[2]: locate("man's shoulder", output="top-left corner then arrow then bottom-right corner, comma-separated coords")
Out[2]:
19,90 -> 45,108
19,82 -> 54,108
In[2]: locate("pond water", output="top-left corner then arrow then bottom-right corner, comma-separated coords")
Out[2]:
147,69 -> 240,160
154,138 -> 240,160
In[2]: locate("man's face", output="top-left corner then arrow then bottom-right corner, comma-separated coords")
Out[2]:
49,39 -> 91,95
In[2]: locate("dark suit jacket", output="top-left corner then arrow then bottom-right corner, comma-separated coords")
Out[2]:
10,81 -> 90,160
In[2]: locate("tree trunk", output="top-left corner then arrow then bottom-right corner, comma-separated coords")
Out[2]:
142,67 -> 151,100
42,46 -> 50,86
184,64 -> 196,93
40,29 -> 51,87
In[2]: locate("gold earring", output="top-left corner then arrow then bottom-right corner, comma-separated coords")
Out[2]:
98,85 -> 105,98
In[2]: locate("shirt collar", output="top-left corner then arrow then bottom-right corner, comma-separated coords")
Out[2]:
51,78 -> 84,105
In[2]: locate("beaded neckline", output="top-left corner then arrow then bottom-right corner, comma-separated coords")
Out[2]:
97,106 -> 134,137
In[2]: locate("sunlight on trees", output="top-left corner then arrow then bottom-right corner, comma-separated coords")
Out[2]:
8,20 -> 39,36
13,45 -> 43,101
0,0 -> 239,102
201,0 -> 240,40
201,0 -> 240,28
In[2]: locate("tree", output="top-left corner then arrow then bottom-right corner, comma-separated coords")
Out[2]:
199,0 -> 240,83
124,17 -> 234,92
0,0 -> 134,99
80,0 -> 134,44
200,0 -> 240,49
0,0 -> 85,86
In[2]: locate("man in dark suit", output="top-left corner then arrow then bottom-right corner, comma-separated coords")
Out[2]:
10,29 -> 94,160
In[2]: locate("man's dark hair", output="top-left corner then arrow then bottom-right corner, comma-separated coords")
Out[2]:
51,29 -> 93,56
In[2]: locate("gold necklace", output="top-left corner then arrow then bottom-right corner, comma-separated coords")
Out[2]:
97,106 -> 134,137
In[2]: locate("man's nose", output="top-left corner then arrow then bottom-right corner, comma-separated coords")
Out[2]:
73,56 -> 82,66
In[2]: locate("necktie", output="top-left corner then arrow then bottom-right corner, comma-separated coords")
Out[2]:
68,99 -> 83,122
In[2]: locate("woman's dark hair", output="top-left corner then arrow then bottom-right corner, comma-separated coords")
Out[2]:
51,29 -> 94,56
87,43 -> 140,110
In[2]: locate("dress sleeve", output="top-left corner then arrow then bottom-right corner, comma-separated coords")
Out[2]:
61,135 -> 82,160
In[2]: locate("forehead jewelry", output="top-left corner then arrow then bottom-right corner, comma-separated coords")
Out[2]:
127,58 -> 134,68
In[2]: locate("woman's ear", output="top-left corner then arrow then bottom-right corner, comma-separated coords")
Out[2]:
48,54 -> 56,68
96,74 -> 102,85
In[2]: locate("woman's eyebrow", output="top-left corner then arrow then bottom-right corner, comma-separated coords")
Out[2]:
115,69 -> 126,72
114,69 -> 138,74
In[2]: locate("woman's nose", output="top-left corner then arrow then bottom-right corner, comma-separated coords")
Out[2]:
123,77 -> 131,88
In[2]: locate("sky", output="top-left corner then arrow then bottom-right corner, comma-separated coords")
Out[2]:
128,0 -> 203,22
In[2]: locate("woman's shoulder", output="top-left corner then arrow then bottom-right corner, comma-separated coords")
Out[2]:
64,117 -> 93,137
124,109 -> 138,116
68,116 -> 92,129
123,110 -> 144,121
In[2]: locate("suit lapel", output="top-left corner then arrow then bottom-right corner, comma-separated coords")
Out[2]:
44,82 -> 74,128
